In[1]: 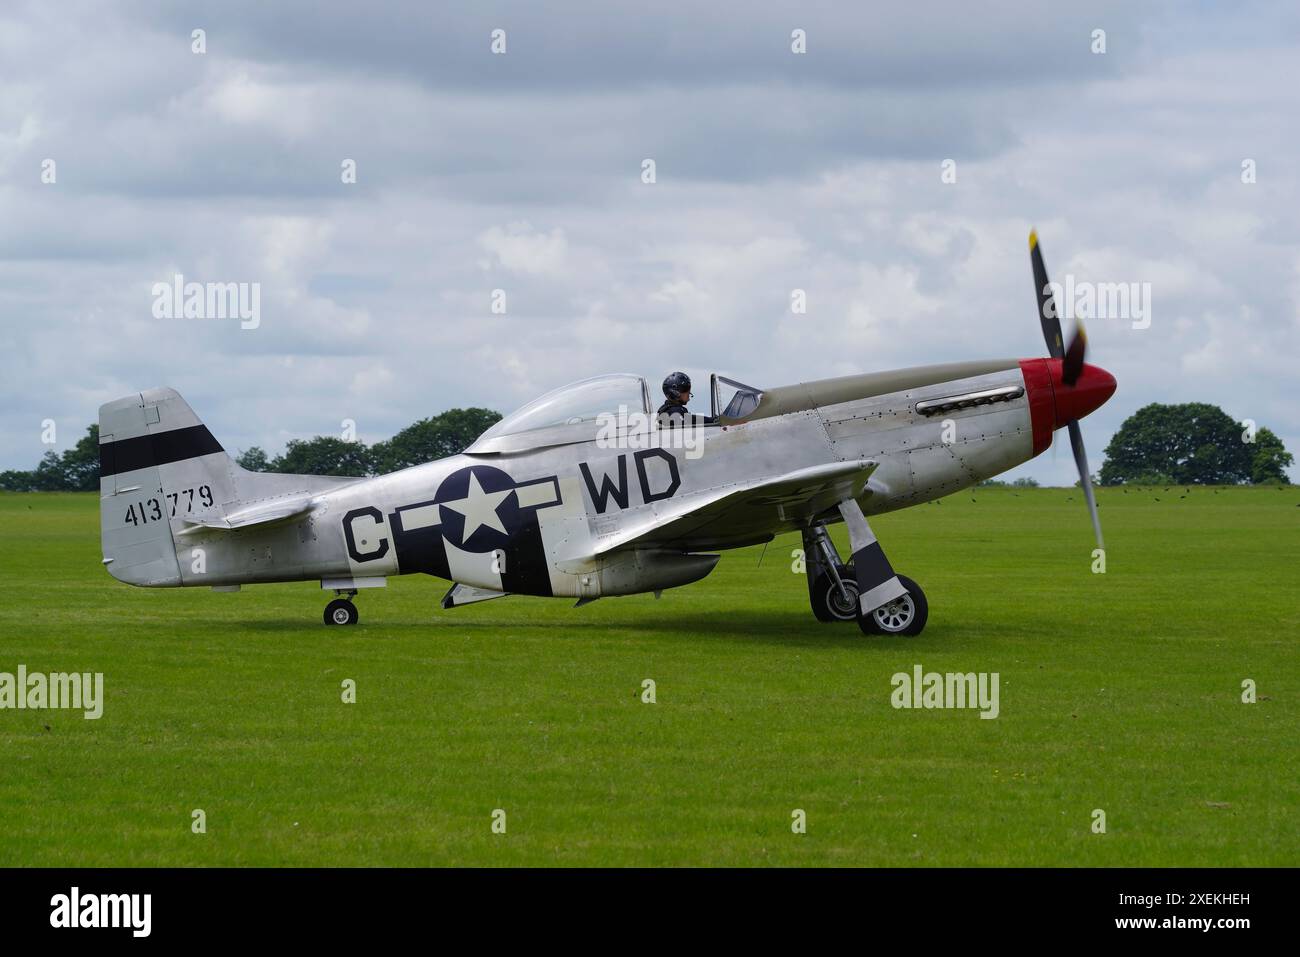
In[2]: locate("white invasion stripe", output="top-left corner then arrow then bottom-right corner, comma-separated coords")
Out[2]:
444,540 -> 502,591
860,576 -> 907,613
397,503 -> 442,531
515,479 -> 560,509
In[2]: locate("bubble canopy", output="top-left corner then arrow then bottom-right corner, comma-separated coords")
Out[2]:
475,373 -> 650,443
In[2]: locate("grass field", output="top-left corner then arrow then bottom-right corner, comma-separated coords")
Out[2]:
0,487 -> 1296,866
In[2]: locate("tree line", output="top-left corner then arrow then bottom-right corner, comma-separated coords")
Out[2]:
0,402 -> 1291,491
0,408 -> 502,490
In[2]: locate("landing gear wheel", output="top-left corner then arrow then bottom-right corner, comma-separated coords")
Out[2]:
857,575 -> 927,637
324,598 -> 359,626
811,568 -> 859,622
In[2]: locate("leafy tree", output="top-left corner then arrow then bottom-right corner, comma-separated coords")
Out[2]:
0,425 -> 100,491
31,451 -> 70,490
60,425 -> 101,491
1099,403 -> 1283,486
369,408 -> 502,474
236,446 -> 271,472
270,437 -> 372,477
0,464 -> 42,491
1250,427 -> 1294,484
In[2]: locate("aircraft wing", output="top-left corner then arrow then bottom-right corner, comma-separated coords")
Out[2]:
586,458 -> 878,556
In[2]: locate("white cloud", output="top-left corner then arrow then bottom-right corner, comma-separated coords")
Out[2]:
203,70 -> 319,139
477,222 -> 568,276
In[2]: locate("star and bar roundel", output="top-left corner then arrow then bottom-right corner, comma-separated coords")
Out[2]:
387,465 -> 562,594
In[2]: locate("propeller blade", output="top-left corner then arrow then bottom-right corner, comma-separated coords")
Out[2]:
1029,229 -> 1065,359
1068,420 -> 1104,549
1062,317 -> 1088,386
1033,230 -> 1104,547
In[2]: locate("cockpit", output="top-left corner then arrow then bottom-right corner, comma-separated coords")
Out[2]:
474,373 -> 648,439
711,375 -> 763,419
467,372 -> 765,454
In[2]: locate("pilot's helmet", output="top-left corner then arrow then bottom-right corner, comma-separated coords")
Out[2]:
662,371 -> 691,401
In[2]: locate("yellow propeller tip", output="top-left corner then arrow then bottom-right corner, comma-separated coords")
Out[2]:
1028,229 -> 1038,250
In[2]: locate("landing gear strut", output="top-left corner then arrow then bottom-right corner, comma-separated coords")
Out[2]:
324,590 -> 359,626
802,505 -> 930,637
802,524 -> 858,622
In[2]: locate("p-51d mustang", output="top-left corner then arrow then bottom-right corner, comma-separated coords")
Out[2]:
99,233 -> 1115,635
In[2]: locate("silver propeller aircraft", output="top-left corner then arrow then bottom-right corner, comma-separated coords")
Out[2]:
99,233 -> 1115,635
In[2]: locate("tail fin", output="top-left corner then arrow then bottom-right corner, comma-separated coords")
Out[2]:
98,388 -> 232,585
99,387 -> 364,587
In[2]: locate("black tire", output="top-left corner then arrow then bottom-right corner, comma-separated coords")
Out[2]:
857,575 -> 927,637
324,598 -> 359,626
811,567 -> 859,622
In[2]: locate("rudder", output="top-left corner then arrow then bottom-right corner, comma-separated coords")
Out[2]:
99,387 -> 233,586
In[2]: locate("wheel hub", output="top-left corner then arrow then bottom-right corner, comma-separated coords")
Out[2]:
829,586 -> 858,616
873,595 -> 914,632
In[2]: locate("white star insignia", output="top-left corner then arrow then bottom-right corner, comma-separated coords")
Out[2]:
440,472 -> 511,539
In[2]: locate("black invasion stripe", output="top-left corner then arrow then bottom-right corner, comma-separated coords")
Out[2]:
99,425 -> 224,477
851,541 -> 896,592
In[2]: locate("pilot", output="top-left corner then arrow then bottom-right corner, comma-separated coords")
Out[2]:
658,372 -> 693,421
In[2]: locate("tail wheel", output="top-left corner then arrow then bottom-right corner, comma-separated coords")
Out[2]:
811,567 -> 859,622
324,598 -> 359,626
857,575 -> 927,637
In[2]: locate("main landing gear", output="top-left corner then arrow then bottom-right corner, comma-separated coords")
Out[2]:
324,590 -> 360,626
801,509 -> 929,637
861,574 -> 928,636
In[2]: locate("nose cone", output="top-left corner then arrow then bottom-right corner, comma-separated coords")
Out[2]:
1051,361 -> 1117,427
1018,359 -> 1118,455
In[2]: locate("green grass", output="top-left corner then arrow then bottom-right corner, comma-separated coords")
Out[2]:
0,486 -> 1296,866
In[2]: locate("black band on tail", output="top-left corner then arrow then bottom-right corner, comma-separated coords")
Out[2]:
100,425 -> 224,477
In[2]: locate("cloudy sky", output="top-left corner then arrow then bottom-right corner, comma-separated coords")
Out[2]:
1,0 -> 1296,483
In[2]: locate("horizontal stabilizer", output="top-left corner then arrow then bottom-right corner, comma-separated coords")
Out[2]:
176,495 -> 317,534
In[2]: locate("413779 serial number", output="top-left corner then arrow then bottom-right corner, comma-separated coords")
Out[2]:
122,485 -> 213,526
